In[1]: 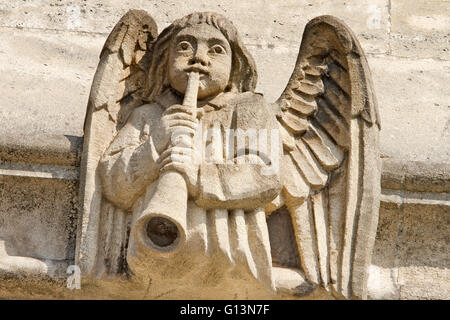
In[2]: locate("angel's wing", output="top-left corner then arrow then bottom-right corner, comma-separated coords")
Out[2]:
274,16 -> 381,299
75,10 -> 158,276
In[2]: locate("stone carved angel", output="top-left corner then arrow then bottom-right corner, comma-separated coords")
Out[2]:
77,10 -> 380,299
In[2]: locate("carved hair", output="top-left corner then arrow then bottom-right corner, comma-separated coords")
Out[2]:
143,12 -> 257,102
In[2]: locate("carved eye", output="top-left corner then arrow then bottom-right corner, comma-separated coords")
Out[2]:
178,41 -> 192,51
210,44 -> 226,54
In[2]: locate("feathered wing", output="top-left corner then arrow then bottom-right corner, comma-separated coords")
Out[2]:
274,15 -> 381,299
75,10 -> 158,277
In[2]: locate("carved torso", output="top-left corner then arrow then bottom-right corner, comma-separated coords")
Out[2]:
97,89 -> 281,292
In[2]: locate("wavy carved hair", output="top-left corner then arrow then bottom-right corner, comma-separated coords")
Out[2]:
143,12 -> 257,102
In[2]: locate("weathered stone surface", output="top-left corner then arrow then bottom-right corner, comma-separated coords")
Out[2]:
374,158 -> 450,300
0,133 -> 81,167
390,0 -> 450,60
381,158 -> 405,191
0,27 -> 103,137
397,203 -> 450,300
3,34 -> 448,164
267,207 -> 301,269
0,175 -> 78,261
0,1 -> 390,53
369,204 -> 402,299
369,55 -> 450,163
404,161 -> 450,193
1,2 -> 448,165
382,159 -> 450,193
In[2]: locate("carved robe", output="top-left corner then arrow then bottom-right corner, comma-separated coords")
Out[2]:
98,89 -> 281,291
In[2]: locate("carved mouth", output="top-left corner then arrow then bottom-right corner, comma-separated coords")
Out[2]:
185,66 -> 209,75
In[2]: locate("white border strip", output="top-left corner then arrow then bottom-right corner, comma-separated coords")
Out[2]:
0,162 -> 79,180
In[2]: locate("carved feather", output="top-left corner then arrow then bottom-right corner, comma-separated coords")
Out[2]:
281,154 -> 309,206
293,78 -> 324,96
322,77 -> 351,121
327,63 -> 351,96
287,91 -> 318,115
289,200 -> 321,285
311,191 -> 330,287
279,111 -> 309,134
274,15 -> 380,299
316,97 -> 350,149
302,126 -> 339,170
290,140 -> 328,189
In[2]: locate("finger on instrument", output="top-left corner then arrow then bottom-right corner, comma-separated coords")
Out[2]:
171,134 -> 193,148
165,113 -> 197,122
169,127 -> 196,138
164,104 -> 195,116
168,119 -> 197,130
160,160 -> 192,173
157,146 -> 193,164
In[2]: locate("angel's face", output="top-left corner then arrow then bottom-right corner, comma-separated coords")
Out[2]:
168,23 -> 232,100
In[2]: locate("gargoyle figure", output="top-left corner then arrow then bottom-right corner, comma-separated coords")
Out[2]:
77,10 -> 380,299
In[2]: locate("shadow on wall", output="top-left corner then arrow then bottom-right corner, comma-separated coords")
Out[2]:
64,135 -> 83,165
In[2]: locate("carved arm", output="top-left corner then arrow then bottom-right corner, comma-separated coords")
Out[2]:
98,106 -> 160,210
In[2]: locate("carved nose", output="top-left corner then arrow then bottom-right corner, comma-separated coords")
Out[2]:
189,47 -> 209,66
189,55 -> 207,66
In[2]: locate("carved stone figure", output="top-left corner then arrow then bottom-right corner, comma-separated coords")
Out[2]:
77,10 -> 380,299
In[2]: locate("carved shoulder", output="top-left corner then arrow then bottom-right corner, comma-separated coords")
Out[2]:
101,102 -> 163,157
233,92 -> 278,131
125,102 -> 164,132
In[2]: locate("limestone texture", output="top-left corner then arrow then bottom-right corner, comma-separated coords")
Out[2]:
0,1 -> 448,300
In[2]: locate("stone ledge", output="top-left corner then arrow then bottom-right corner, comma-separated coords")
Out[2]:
2,134 -> 449,194
382,158 -> 450,194
0,133 -> 82,167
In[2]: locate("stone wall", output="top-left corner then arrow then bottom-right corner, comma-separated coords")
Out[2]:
1,0 -> 449,162
373,160 -> 449,299
0,0 -> 449,299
